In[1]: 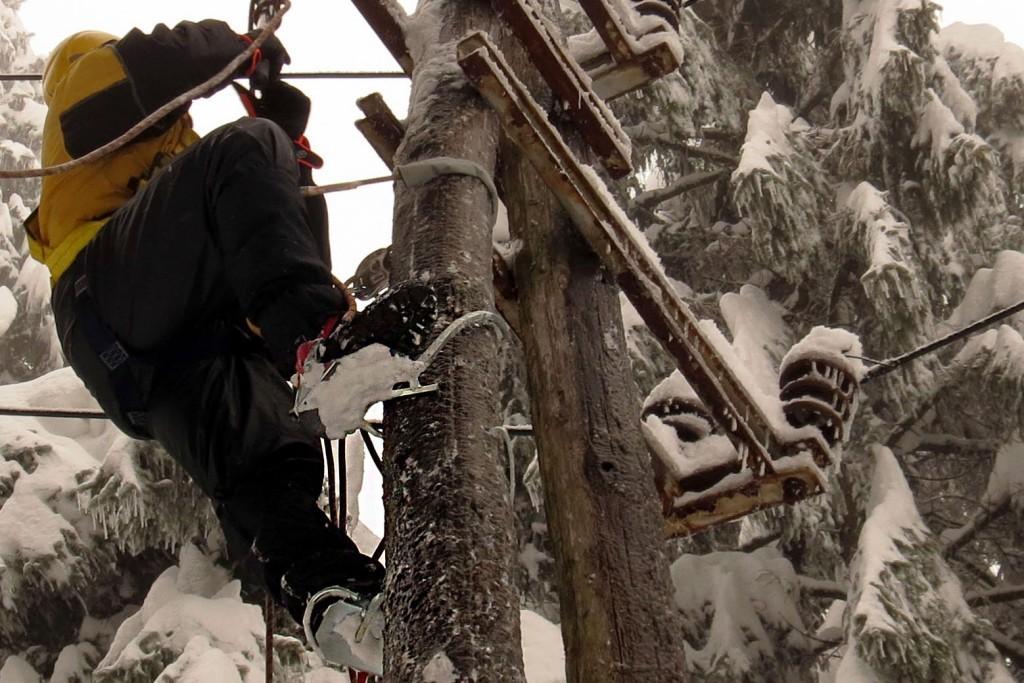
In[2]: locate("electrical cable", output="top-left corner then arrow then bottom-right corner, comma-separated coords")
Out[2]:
861,298 -> 1024,383
0,71 -> 407,82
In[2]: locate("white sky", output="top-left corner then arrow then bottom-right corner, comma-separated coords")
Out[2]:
16,0 -> 1023,280
14,0 -> 1023,539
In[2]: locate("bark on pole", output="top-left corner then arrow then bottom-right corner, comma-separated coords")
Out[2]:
382,1 -> 525,680
500,140 -> 688,680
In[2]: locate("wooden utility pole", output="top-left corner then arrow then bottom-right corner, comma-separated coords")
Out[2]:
382,0 -> 525,680
501,135 -> 688,682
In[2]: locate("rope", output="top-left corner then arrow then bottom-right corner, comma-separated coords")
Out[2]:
862,298 -> 1024,383
0,1 -> 291,180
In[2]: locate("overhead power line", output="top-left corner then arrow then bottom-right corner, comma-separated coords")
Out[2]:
0,71 -> 407,82
862,299 -> 1024,383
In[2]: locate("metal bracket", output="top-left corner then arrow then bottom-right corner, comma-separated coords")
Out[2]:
494,0 -> 633,178
575,0 -> 684,100
396,157 -> 500,228
457,33 -> 834,534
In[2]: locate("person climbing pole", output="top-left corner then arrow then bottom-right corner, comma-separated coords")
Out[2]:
25,19 -> 434,674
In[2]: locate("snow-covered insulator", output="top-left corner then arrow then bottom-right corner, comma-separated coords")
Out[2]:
641,394 -> 713,443
778,347 -> 859,447
631,0 -> 682,31
641,371 -> 749,519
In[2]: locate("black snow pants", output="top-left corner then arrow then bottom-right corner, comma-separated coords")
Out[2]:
50,117 -> 383,621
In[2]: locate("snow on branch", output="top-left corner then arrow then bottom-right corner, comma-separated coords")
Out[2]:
943,326 -> 1024,432
942,440 -> 1024,556
944,250 -> 1024,332
79,435 -> 217,555
912,90 -> 1004,251
841,182 -> 932,401
939,22 -> 1024,192
671,547 -> 818,681
732,93 -> 830,282
837,445 -> 1012,681
796,575 -> 847,601
93,545 -> 274,682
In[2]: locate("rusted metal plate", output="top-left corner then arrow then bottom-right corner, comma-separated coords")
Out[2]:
663,467 -> 826,537
575,0 -> 683,100
458,33 -> 833,483
350,0 -> 414,74
492,0 -> 633,178
355,93 -> 406,169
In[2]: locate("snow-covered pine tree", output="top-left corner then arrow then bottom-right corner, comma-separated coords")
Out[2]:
553,0 -> 1024,679
0,0 -> 59,385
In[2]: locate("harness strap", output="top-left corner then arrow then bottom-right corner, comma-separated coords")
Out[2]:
73,275 -> 150,433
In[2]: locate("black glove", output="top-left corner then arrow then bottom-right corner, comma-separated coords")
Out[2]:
247,80 -> 310,139
232,80 -> 325,167
241,31 -> 290,87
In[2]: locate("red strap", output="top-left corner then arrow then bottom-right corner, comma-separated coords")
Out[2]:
231,82 -> 259,118
295,135 -> 325,170
238,34 -> 263,77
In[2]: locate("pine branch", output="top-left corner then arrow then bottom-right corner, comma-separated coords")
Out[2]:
951,556 -> 1001,589
913,433 -> 1000,454
941,497 -> 1011,558
966,583 -> 1024,607
986,631 -> 1024,670
797,575 -> 847,601
622,127 -> 739,166
633,170 -> 730,210
701,126 -> 743,143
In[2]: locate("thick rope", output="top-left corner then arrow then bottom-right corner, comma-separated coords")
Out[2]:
0,1 -> 291,179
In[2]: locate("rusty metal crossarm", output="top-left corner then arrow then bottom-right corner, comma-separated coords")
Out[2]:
457,32 -> 832,474
575,0 -> 684,100
494,0 -> 633,178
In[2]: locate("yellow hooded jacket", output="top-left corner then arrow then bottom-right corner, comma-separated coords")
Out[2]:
28,21 -> 252,282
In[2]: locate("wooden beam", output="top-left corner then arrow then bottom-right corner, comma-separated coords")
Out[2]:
349,0 -> 414,74
354,93 -> 406,169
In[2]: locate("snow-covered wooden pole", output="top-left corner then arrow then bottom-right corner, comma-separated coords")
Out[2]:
381,0 -> 526,680
489,32 -> 690,683
500,147 -> 689,683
